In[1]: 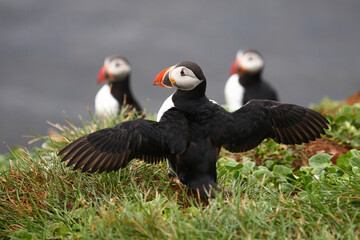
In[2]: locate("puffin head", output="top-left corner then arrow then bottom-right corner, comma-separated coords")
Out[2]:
229,50 -> 264,76
153,61 -> 205,91
97,56 -> 131,84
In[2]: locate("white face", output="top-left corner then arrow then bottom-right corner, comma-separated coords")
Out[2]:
237,50 -> 264,73
104,57 -> 131,79
170,66 -> 202,90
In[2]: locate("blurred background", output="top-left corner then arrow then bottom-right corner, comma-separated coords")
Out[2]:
1,0 -> 359,153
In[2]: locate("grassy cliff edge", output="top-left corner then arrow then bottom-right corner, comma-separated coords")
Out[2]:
1,100 -> 360,239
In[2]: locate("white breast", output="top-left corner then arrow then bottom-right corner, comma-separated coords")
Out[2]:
224,74 -> 244,112
95,84 -> 119,117
156,93 -> 175,122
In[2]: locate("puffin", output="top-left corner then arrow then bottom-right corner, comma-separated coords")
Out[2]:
95,56 -> 142,116
59,61 -> 328,197
225,50 -> 278,111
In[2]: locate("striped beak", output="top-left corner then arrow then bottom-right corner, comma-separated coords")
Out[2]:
230,50 -> 247,75
229,58 -> 239,75
153,66 -> 175,88
229,58 -> 248,75
97,65 -> 114,83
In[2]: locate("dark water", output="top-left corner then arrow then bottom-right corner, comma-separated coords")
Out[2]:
1,0 -> 360,153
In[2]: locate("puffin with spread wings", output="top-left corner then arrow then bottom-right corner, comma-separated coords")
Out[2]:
58,61 -> 328,197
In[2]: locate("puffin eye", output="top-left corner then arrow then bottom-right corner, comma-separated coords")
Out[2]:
115,63 -> 120,67
180,69 -> 186,76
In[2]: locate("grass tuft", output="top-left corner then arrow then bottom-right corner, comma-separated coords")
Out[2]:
1,102 -> 360,239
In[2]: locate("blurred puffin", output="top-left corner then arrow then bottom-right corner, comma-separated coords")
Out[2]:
59,61 -> 328,197
225,50 -> 278,111
95,56 -> 142,116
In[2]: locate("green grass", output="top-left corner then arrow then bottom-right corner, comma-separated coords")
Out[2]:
1,101 -> 360,239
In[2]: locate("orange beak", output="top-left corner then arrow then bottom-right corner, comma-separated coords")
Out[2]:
97,65 -> 107,83
229,58 -> 247,75
97,65 -> 114,83
153,66 -> 175,88
229,59 -> 239,75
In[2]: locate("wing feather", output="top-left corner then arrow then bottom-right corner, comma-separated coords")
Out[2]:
60,138 -> 88,162
212,100 -> 328,152
58,109 -> 189,173
82,151 -> 105,172
66,144 -> 94,167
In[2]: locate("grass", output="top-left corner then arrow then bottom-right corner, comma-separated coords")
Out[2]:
1,101 -> 360,239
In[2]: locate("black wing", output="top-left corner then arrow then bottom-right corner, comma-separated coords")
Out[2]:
58,108 -> 189,173
212,99 -> 328,152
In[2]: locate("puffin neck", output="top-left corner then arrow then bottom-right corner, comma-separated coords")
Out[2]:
172,80 -> 208,111
239,71 -> 262,87
109,76 -> 133,105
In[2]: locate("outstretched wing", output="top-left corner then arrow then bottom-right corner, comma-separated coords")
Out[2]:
212,99 -> 328,152
58,108 -> 189,173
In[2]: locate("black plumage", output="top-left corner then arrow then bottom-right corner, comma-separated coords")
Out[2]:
59,61 -> 328,197
109,77 -> 142,112
240,72 -> 278,104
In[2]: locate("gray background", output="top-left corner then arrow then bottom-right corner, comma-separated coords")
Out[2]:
1,0 -> 359,153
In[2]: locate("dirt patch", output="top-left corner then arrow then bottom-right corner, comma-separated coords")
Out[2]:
303,90 -> 358,164
316,90 -> 360,116
303,138 -> 351,164
344,91 -> 360,106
